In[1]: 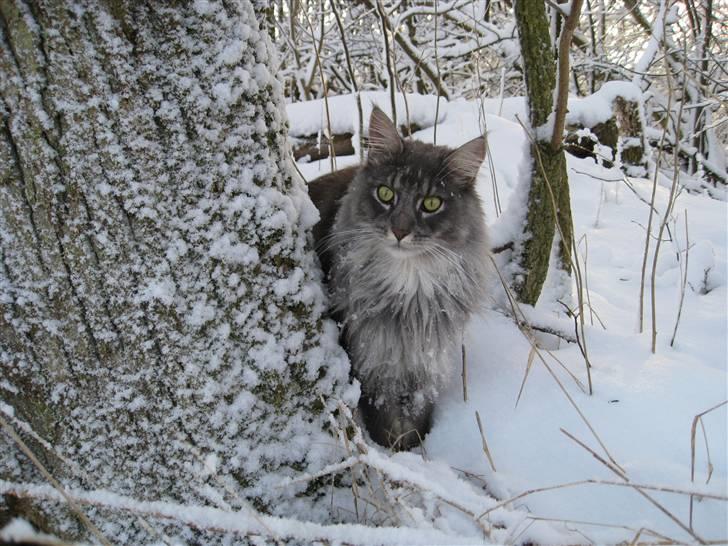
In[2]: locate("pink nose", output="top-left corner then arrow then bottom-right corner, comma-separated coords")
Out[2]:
391,227 -> 410,241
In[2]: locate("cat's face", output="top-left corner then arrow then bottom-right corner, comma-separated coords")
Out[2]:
340,108 -> 487,258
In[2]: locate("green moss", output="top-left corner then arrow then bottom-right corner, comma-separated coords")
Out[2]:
254,370 -> 289,409
309,397 -> 325,415
273,254 -> 296,272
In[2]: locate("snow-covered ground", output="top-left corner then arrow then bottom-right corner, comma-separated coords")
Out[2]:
294,93 -> 727,544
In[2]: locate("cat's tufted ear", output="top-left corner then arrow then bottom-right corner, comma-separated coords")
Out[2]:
367,106 -> 403,161
445,136 -> 486,186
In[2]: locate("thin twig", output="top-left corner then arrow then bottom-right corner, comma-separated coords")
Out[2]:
650,42 -> 688,353
329,0 -> 364,160
551,0 -> 585,151
376,0 -> 397,128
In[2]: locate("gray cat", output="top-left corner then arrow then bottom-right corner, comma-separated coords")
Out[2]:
308,107 -> 490,450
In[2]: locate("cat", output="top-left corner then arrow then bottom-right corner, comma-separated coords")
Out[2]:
308,107 -> 490,450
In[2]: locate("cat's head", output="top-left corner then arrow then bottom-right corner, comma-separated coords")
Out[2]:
341,107 -> 487,257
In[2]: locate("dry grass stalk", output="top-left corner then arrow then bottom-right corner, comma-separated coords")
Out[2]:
543,348 -> 588,392
461,341 -> 468,402
560,428 -> 708,544
477,482 -> 582,520
0,409 -> 85,478
505,517 -> 537,545
525,125 -> 595,395
559,429 -> 627,481
474,411 -> 497,472
639,131 -> 669,335
670,209 -> 690,347
488,254 -> 618,469
638,6 -> 678,336
650,45 -> 688,354
690,399 -> 728,530
579,235 -> 597,327
329,402 -> 494,539
0,415 -> 112,546
515,346 -> 536,408
477,475 -> 728,521
527,515 -> 677,544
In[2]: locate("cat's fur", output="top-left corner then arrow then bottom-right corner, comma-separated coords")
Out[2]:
308,108 -> 490,450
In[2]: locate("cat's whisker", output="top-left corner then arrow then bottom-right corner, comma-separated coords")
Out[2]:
426,244 -> 485,290
315,228 -> 378,253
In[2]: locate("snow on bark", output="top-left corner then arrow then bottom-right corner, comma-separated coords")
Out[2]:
0,0 -> 351,534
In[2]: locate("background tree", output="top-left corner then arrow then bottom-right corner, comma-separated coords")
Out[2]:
511,0 -> 580,305
0,0 -> 349,541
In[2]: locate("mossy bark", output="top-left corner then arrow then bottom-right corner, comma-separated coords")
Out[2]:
0,0 -> 348,540
513,0 -> 573,306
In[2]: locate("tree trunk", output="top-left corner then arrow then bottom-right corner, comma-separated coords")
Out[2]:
0,0 -> 348,541
513,0 -> 574,305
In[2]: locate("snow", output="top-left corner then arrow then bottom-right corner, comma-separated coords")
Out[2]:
567,80 -> 644,127
0,481 -> 493,546
295,94 -> 728,544
632,0 -> 671,89
0,518 -> 71,546
286,91 -> 447,138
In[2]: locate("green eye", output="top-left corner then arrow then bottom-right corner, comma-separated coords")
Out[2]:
377,185 -> 395,204
422,195 -> 442,212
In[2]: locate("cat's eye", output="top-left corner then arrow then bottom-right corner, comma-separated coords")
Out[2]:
377,185 -> 395,204
422,196 -> 442,213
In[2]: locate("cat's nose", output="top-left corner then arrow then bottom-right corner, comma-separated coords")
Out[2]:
391,227 -> 410,241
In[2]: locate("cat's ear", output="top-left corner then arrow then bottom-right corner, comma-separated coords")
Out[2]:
367,106 -> 403,161
445,136 -> 486,186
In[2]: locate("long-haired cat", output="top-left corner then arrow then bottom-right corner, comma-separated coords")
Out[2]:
308,107 -> 489,450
